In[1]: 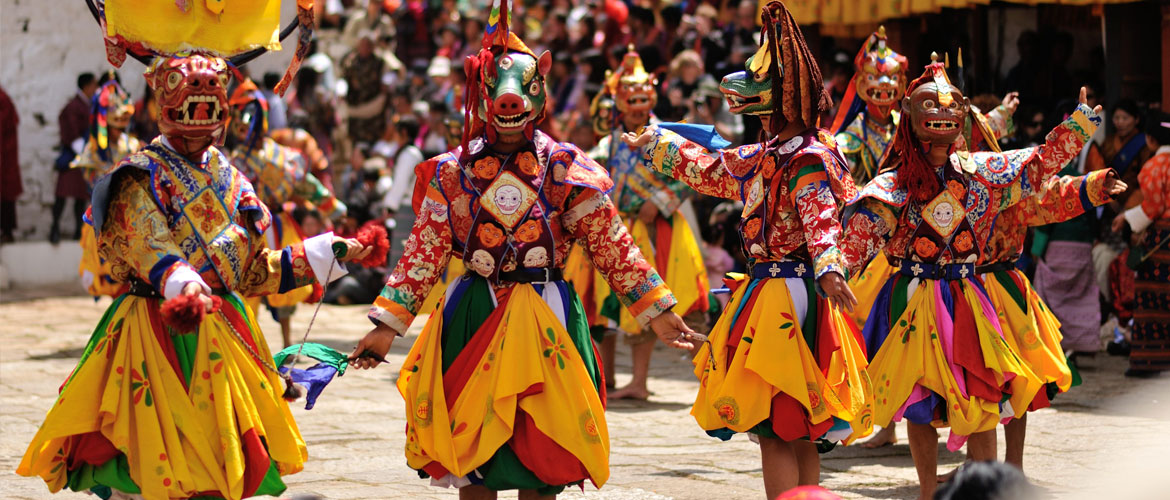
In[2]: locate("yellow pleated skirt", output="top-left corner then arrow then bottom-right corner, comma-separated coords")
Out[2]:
848,254 -> 895,331
866,276 -> 1042,439
982,269 -> 1073,394
692,276 -> 873,443
17,293 -> 305,500
399,283 -> 609,487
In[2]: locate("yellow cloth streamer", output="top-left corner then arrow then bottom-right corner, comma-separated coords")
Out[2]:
691,277 -> 873,443
397,285 -> 610,485
17,295 -> 306,500
105,0 -> 282,57
847,255 -> 895,331
983,270 -> 1072,392
868,279 -> 1042,436
566,214 -> 708,334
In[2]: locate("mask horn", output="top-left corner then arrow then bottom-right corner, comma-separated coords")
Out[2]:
227,18 -> 300,68
85,0 -> 155,66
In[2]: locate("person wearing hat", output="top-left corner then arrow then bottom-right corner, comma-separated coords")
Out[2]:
840,60 -> 1102,498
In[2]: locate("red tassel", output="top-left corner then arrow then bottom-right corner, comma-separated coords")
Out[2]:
305,282 -> 324,304
354,222 -> 391,268
160,293 -> 223,333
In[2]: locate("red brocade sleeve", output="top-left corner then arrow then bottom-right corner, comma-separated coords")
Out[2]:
639,127 -> 743,200
841,197 -> 900,278
369,174 -> 455,334
787,159 -> 848,279
1012,169 -> 1113,227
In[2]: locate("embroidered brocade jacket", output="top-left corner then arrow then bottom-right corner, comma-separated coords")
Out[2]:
640,127 -> 857,280
233,137 -> 345,221
368,131 -> 677,334
836,111 -> 897,186
1131,148 -> 1170,227
71,133 -> 144,186
841,104 -> 1101,277
590,122 -> 692,218
981,169 -> 1113,264
90,139 -> 332,297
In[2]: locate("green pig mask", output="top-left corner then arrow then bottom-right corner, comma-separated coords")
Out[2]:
472,48 -> 552,144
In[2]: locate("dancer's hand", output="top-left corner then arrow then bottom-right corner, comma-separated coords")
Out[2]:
1001,92 -> 1020,115
649,311 -> 697,350
621,126 -> 656,149
350,323 -> 398,369
818,271 -> 857,313
1079,86 -> 1103,116
1104,169 -> 1128,197
1111,213 -> 1128,234
182,282 -> 215,313
333,236 -> 373,262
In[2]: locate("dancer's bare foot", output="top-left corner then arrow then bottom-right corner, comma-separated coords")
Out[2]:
860,425 -> 897,448
607,383 -> 651,400
937,467 -> 958,483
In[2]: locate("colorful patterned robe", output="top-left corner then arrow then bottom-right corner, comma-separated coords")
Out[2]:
71,132 -> 144,186
90,138 -> 343,297
590,126 -> 691,217
233,136 -> 344,221
841,104 -> 1100,275
981,168 -> 1114,264
73,132 -> 145,296
572,125 -> 708,329
18,138 -> 347,500
1125,147 -> 1170,231
368,131 -> 676,334
835,111 -> 897,186
639,127 -> 856,280
1124,146 -> 1170,372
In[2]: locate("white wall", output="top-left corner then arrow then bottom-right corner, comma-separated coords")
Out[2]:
0,0 -> 297,241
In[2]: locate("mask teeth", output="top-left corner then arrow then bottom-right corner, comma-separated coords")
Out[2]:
175,95 -> 222,126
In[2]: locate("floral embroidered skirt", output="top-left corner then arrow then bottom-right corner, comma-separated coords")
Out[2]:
693,275 -> 873,445
861,273 -> 1042,450
17,294 -> 306,500
982,269 -> 1077,412
398,275 -> 608,495
565,212 -> 709,336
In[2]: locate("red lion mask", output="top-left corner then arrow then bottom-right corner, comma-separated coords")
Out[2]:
145,55 -> 230,157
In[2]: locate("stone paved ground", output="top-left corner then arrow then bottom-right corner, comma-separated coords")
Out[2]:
2,295 -> 1169,499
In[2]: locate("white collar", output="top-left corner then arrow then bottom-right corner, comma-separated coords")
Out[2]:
1157,145 -> 1170,156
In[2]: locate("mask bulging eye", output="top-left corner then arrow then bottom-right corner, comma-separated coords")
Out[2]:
921,100 -> 936,110
167,72 -> 182,90
752,71 -> 767,83
529,80 -> 541,96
